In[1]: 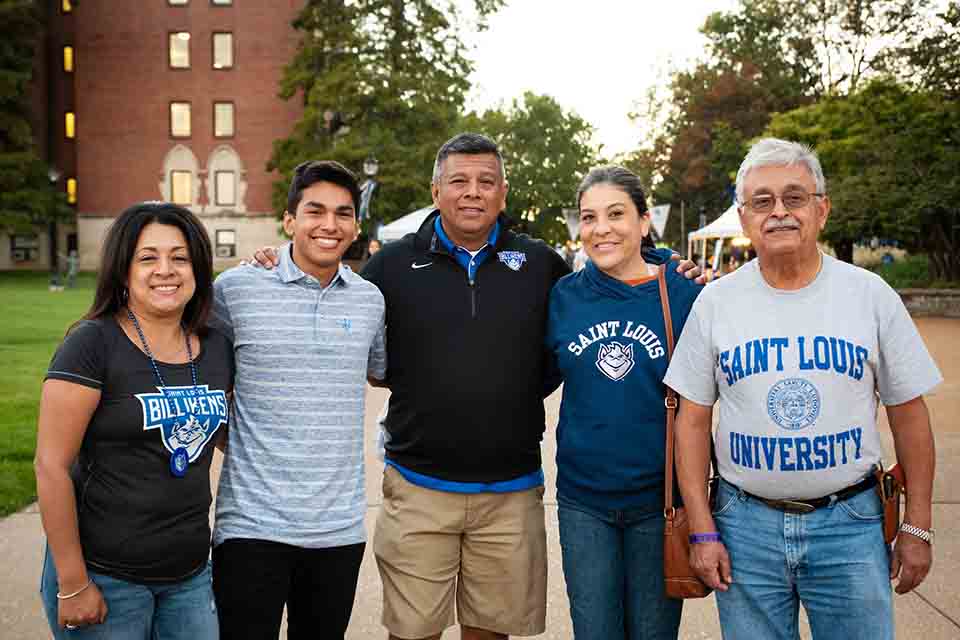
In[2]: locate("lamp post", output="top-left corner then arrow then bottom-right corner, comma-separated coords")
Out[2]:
359,155 -> 379,231
48,168 -> 62,285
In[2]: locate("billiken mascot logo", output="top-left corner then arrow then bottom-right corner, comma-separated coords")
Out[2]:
596,341 -> 635,381
135,384 -> 228,462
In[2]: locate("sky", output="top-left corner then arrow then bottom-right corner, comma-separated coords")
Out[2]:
463,1 -> 740,157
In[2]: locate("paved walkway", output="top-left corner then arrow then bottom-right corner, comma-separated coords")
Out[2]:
2,318 -> 959,639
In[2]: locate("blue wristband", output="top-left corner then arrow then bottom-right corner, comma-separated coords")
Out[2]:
689,532 -> 721,544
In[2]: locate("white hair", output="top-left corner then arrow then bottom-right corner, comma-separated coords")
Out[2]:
735,138 -> 826,203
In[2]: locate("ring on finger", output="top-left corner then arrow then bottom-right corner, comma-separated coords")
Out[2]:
65,623 -> 79,630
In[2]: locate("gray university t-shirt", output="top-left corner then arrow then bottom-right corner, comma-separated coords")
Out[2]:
210,248 -> 386,548
663,254 -> 942,500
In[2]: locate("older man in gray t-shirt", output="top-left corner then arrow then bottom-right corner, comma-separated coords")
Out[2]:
663,138 -> 940,640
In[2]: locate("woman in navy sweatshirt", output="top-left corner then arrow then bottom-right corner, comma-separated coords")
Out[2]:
546,166 -> 703,639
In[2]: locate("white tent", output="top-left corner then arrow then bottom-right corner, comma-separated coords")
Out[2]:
686,204 -> 750,275
377,206 -> 434,242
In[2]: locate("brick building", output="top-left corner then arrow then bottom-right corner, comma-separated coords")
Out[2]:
8,0 -> 305,272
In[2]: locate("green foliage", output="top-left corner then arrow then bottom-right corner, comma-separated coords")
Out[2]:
888,1 -> 960,99
268,0 -> 504,228
0,272 -> 96,516
628,0 -> 937,251
766,79 -> 960,280
461,92 -> 598,245
0,0 -> 72,230
870,254 -> 933,289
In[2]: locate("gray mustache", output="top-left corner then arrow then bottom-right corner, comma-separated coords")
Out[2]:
763,216 -> 800,231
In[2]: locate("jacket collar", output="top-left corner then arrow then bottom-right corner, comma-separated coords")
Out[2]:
415,208 -> 515,254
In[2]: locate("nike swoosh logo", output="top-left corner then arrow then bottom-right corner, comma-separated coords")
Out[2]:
411,262 -> 433,270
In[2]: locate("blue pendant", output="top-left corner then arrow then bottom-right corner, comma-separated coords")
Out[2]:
170,446 -> 189,478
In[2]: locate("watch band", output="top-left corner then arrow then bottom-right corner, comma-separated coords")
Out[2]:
899,523 -> 934,544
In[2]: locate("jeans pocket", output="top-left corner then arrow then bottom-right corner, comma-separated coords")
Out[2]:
837,490 -> 883,521
712,489 -> 741,517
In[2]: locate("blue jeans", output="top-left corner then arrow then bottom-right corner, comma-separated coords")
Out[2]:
712,479 -> 893,640
40,546 -> 218,640
558,499 -> 682,640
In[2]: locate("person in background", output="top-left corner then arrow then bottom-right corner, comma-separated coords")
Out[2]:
368,238 -> 383,256
35,202 -> 232,639
546,166 -> 702,639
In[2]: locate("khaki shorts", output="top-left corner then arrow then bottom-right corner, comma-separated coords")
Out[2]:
374,466 -> 547,638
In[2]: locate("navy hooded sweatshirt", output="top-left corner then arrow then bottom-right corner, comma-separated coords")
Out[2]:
545,259 -> 703,513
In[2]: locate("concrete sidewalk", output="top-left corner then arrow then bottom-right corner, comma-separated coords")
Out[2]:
3,318 -> 960,638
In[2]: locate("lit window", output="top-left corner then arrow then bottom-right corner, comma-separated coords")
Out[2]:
212,0 -> 233,5
169,32 -> 190,68
169,0 -> 189,5
215,171 -> 236,206
215,229 -> 236,257
63,46 -> 74,72
171,171 -> 192,205
65,112 -> 75,138
214,102 -> 234,137
67,178 -> 77,204
170,102 -> 191,138
62,0 -> 72,13
212,33 -> 233,69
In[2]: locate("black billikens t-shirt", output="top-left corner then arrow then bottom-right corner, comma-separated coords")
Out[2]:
46,316 -> 234,584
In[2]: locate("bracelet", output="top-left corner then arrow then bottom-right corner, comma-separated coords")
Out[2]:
56,579 -> 92,600
689,532 -> 721,544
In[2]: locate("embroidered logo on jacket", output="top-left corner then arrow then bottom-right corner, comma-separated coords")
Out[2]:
596,341 -> 635,381
497,251 -> 526,271
135,384 -> 228,462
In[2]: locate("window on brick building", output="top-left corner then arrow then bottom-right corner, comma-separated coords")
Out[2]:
61,0 -> 72,13
170,102 -> 191,138
215,230 -> 237,257
67,178 -> 77,205
212,0 -> 233,5
63,46 -> 74,72
213,33 -> 233,69
169,32 -> 191,68
215,171 -> 236,206
171,171 -> 192,205
213,102 -> 234,137
65,112 -> 75,138
168,0 -> 189,5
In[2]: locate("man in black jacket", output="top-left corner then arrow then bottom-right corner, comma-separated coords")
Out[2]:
362,133 -> 567,640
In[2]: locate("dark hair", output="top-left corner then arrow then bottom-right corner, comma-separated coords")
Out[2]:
79,201 -> 214,335
576,166 -> 656,250
432,132 -> 506,183
287,160 -> 361,215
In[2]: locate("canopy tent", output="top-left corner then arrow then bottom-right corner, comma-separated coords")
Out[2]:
686,203 -> 751,276
377,205 -> 434,242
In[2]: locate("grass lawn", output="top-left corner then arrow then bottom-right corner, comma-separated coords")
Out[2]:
0,272 -> 95,516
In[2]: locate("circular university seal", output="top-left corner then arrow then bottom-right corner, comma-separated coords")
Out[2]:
766,378 -> 820,431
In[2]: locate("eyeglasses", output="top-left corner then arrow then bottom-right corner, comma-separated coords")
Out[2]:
742,189 -> 824,214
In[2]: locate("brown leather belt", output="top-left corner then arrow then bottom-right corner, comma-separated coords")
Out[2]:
743,474 -> 878,514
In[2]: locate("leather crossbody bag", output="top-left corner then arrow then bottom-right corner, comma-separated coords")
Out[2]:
658,265 -> 714,599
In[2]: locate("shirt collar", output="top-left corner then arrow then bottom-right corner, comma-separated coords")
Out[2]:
433,216 -> 501,254
277,243 -> 352,287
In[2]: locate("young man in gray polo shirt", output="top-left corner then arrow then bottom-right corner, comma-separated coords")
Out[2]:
209,160 -> 387,639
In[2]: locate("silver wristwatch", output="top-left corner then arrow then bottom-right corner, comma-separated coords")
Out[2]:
899,523 -> 934,544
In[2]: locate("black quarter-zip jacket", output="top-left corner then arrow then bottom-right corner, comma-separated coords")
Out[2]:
361,210 -> 571,483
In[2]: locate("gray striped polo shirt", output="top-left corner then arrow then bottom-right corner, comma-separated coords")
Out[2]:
210,246 -> 386,548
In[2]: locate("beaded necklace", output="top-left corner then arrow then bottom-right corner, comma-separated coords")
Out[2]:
126,308 -> 198,477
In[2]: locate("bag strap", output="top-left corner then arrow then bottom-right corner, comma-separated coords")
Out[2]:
657,265 -> 679,518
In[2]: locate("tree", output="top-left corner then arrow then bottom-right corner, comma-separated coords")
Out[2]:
624,0 -> 936,254
765,79 -> 960,279
268,0 -> 503,228
461,92 -> 599,245
0,0 -> 70,230
887,1 -> 960,99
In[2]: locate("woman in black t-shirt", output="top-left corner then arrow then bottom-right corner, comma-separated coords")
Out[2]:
35,202 -> 234,639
